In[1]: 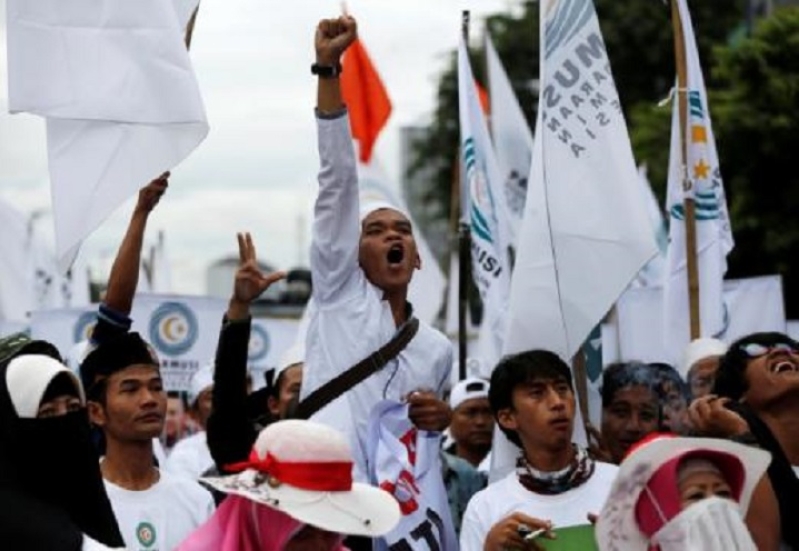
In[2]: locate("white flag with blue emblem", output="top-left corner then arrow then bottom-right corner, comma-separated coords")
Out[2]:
457,38 -> 513,377
663,0 -> 734,353
504,0 -> 657,362
489,0 -> 657,483
6,0 -> 209,269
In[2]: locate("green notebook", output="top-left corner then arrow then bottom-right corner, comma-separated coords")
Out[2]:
537,524 -> 598,551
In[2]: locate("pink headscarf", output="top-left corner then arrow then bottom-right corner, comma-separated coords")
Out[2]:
634,450 -> 745,539
176,496 -> 348,551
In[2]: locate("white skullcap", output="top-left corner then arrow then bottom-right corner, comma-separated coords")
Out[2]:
188,362 -> 214,406
275,342 -> 304,382
449,377 -> 490,410
359,199 -> 410,224
680,338 -> 728,379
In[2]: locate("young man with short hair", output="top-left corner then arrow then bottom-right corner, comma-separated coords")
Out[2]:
460,350 -> 617,551
79,175 -> 214,550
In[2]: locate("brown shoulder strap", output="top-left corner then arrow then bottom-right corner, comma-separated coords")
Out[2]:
294,317 -> 420,420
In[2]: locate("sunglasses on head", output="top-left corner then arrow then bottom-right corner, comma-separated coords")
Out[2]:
738,342 -> 799,358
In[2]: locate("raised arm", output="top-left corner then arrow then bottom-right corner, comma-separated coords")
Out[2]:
207,233 -> 286,469
104,173 -> 168,314
311,16 -> 362,304
90,174 -> 168,345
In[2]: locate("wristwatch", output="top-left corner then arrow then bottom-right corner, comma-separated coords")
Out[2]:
311,62 -> 342,79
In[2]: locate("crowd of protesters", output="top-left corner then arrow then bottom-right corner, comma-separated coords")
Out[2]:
1,14 -> 797,551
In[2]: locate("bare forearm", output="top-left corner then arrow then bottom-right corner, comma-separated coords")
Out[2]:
316,75 -> 344,114
104,210 -> 148,314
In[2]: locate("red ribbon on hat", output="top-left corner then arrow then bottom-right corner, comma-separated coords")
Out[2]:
225,450 -> 354,492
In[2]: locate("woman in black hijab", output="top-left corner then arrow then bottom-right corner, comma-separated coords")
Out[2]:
0,333 -> 124,550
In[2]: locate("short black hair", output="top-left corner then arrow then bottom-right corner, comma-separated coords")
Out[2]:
488,350 -> 572,448
714,332 -> 797,401
80,332 -> 159,401
600,361 -> 659,407
649,362 -> 690,403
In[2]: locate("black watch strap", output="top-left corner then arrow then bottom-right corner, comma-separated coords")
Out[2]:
311,62 -> 342,78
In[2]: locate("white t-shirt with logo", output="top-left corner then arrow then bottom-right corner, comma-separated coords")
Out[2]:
104,470 -> 215,551
460,462 -> 618,551
165,431 -> 214,481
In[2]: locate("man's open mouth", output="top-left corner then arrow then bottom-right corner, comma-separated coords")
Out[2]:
387,244 -> 404,265
771,360 -> 799,374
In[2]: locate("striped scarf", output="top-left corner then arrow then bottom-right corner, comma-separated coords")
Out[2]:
516,445 -> 595,495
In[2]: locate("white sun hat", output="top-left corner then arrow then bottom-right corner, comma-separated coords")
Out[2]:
679,337 -> 728,380
595,435 -> 771,551
202,419 -> 401,537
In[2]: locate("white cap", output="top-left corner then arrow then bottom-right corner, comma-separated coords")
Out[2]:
680,338 -> 728,379
188,362 -> 214,406
359,199 -> 409,224
449,377 -> 490,410
275,342 -> 304,382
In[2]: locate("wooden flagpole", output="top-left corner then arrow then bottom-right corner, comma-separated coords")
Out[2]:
670,0 -> 701,339
184,5 -> 200,50
458,10 -> 472,381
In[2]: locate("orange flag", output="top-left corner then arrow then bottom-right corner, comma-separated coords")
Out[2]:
341,37 -> 392,163
475,80 -> 490,115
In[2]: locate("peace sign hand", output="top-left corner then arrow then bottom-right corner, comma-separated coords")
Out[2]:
227,232 -> 286,320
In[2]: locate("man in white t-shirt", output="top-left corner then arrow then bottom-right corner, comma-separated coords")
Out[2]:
301,15 -> 453,484
82,333 -> 215,551
461,350 -> 617,551
165,363 -> 215,480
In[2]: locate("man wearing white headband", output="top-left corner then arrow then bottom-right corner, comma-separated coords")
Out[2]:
680,337 -> 728,399
302,14 -> 452,487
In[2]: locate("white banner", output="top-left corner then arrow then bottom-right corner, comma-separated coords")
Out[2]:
6,0 -> 209,267
29,294 -> 302,392
788,321 -> 799,342
248,317 -> 302,391
617,276 -> 786,366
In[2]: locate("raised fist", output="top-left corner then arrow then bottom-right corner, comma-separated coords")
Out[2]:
315,16 -> 357,66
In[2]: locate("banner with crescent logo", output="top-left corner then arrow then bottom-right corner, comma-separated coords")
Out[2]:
29,294 -> 303,391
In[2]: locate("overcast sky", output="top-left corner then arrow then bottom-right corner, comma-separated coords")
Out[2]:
0,0 -> 522,295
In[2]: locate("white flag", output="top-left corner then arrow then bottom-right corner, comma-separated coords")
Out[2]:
6,0 -> 209,269
486,34 -> 534,248
490,0 -> 657,484
0,198 -> 35,322
663,0 -> 734,352
357,162 -> 446,325
633,164 -> 668,287
504,0 -> 657,361
457,38 -> 513,378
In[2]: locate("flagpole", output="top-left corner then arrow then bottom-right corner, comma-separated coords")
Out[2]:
458,10 -> 471,381
670,0 -> 701,339
185,4 -> 200,50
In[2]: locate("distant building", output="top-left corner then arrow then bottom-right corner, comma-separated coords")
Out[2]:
205,258 -> 310,318
206,256 -> 284,302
